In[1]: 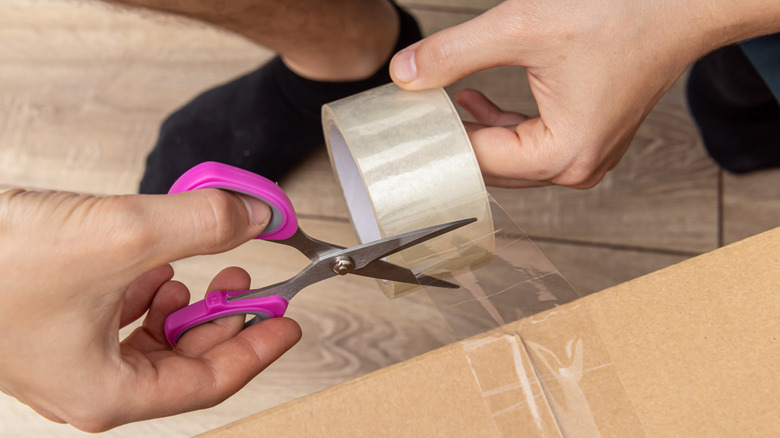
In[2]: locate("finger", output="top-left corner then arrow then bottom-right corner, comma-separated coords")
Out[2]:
123,317 -> 301,423
456,89 -> 530,127
482,174 -> 552,189
93,189 -> 272,278
471,118 -> 623,189
144,280 -> 191,345
467,117 -> 553,180
391,5 -> 520,90
174,267 -> 252,357
142,189 -> 271,269
199,317 -> 302,396
120,265 -> 175,328
202,266 -> 252,336
122,279 -> 190,352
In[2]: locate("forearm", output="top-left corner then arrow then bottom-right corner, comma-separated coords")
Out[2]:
688,0 -> 780,54
100,0 -> 399,80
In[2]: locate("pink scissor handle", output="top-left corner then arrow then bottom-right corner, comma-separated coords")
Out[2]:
164,162 -> 296,347
168,161 -> 298,240
164,291 -> 289,347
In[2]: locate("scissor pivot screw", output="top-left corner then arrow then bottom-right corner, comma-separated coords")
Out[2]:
331,256 -> 355,275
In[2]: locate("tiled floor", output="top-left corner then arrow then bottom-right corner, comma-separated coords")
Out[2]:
1,0 -> 778,436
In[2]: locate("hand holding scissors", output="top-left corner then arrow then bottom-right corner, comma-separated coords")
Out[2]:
164,162 -> 476,346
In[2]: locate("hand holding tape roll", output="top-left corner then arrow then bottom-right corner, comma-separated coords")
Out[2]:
322,83 -> 495,298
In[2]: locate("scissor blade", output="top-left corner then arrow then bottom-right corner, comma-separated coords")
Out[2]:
416,274 -> 460,289
272,227 -> 343,261
353,259 -> 460,288
345,218 -> 477,270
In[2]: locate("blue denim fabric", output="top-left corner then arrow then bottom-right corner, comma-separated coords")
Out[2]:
740,33 -> 780,102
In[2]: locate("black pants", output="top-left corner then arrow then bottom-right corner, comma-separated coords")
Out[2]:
686,34 -> 780,173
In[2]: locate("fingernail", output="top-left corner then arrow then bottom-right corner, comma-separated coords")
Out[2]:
393,48 -> 417,83
236,194 -> 271,227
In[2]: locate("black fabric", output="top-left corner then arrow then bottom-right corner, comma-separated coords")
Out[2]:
686,44 -> 780,173
139,4 -> 422,194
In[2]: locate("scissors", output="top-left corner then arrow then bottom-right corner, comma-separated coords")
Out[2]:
163,161 -> 476,347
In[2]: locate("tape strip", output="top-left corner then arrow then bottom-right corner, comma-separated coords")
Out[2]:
421,195 -> 582,339
460,304 -> 646,437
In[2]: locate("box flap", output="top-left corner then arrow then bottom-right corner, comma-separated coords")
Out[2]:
203,227 -> 779,437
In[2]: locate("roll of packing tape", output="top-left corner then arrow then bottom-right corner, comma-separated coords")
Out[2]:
322,83 -> 494,298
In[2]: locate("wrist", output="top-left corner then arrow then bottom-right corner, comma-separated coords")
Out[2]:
694,0 -> 780,53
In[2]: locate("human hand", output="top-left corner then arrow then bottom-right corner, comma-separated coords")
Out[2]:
391,0 -> 780,188
0,189 -> 301,432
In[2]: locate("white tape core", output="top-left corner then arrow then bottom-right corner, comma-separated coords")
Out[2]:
328,122 -> 381,244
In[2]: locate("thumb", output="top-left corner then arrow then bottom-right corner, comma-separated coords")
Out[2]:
390,7 -> 517,90
130,189 -> 272,271
49,189 -> 274,278
0,188 -> 271,305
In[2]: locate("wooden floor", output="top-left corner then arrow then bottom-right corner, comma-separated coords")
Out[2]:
2,0 -> 779,436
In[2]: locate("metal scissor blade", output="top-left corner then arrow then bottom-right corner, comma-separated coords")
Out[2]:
345,217 -> 478,270
272,227 -> 344,261
230,219 -> 475,303
415,274 -> 460,289
352,259 -> 460,288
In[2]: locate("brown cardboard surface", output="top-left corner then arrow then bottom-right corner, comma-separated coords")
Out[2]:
203,227 -> 780,437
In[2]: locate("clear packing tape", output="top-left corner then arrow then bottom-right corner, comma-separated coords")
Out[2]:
322,83 -> 583,337
323,83 -> 494,301
321,84 -> 638,436
460,306 -> 645,437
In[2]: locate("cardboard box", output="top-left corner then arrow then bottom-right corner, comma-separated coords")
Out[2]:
204,227 -> 780,437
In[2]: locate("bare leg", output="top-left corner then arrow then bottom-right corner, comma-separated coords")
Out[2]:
104,0 -> 400,81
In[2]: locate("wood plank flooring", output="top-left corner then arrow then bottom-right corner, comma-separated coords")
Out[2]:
1,0 -> 778,436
